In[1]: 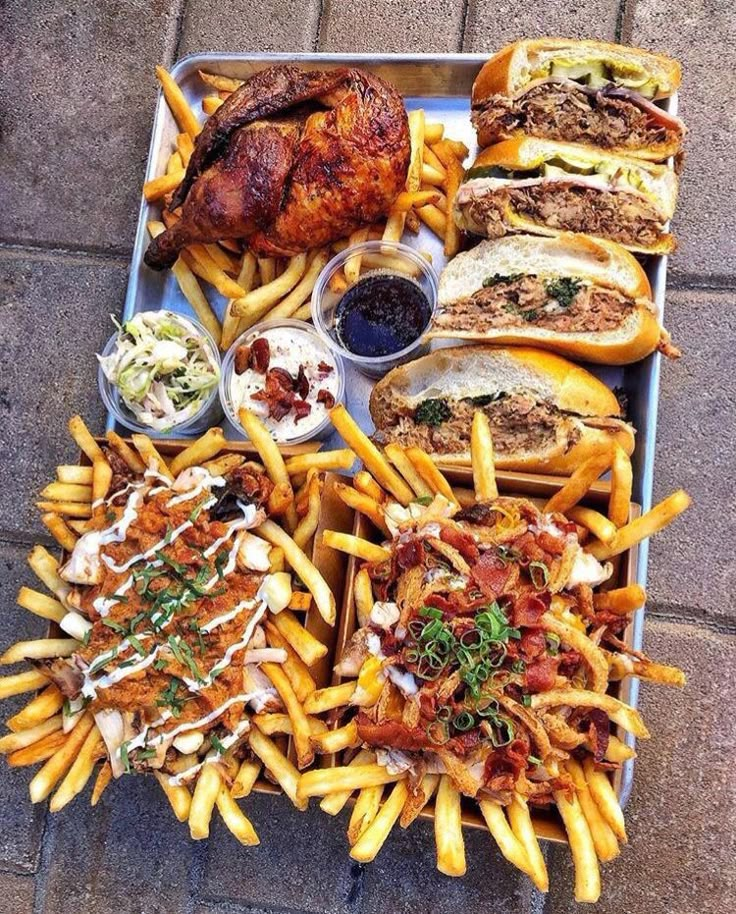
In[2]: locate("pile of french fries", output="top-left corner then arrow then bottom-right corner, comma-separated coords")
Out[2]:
0,413 -> 360,843
143,67 -> 469,353
297,406 -> 690,902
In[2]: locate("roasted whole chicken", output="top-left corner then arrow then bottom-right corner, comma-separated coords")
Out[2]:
145,66 -> 410,268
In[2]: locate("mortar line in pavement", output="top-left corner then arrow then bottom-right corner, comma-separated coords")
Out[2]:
0,240 -> 130,268
313,0 -> 326,50
666,272 -> 736,291
614,0 -> 627,41
30,810 -> 53,914
170,0 -> 190,64
646,606 -> 736,636
458,0 -> 471,52
0,532 -> 54,550
618,0 -> 637,43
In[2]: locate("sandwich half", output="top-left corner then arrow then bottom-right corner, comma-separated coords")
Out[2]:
454,137 -> 678,254
471,38 -> 685,160
430,233 -> 678,364
370,345 -> 635,474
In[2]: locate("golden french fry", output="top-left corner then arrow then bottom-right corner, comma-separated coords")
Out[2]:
167,150 -> 183,174
545,449 -> 615,515
198,70 -> 243,92
334,484 -> 389,537
424,122 -> 444,144
479,800 -> 534,876
155,65 -> 200,138
221,252 -> 258,350
231,254 -> 307,325
531,689 -> 649,738
216,786 -> 260,845
268,545 -> 286,573
68,415 -> 105,464
92,458 -> 113,503
1,638 -> 78,665
353,568 -> 374,628
322,531 -> 390,563
348,784 -> 384,845
269,608 -> 328,667
256,522 -> 335,624
202,95 -> 224,115
265,624 -> 317,701
105,430 -> 146,473
421,162 -> 445,186
422,143 -> 447,176
616,658 -> 686,687
261,662 -> 314,769
169,428 -> 226,477
189,763 -> 221,839
36,500 -> 91,517
202,453 -> 245,477
566,758 -> 620,862
609,443 -> 633,527
383,443 -> 432,498
257,257 -> 275,284
251,713 -> 326,737
7,685 -> 64,731
471,411 -> 498,500
442,157 -> 463,257
143,169 -> 185,202
239,409 -> 298,531
298,764 -> 401,800
49,725 -> 103,812
604,735 -> 636,763
415,203 -> 447,237
319,749 -> 374,815
8,731 -> 67,767
288,591 -> 312,611
0,715 -> 63,754
177,131 -> 195,166
399,772 -> 439,827
434,775 -> 466,877
91,760 -> 112,806
303,681 -> 356,714
582,757 -> 627,842
554,788 -> 601,903
405,448 -> 458,505
353,471 -> 385,502
147,221 -> 222,345
131,433 -> 174,481
540,612 -> 608,693
588,490 -> 691,560
56,465 -> 93,484
249,724 -> 307,810
350,780 -> 408,862
329,405 -> 414,505
568,505 -> 618,545
27,545 -> 69,603
310,720 -> 360,754
183,246 -> 247,299
593,584 -> 646,615
293,473 -> 322,552
343,229 -> 370,284
40,514 -> 78,552
284,450 -> 355,475
41,482 -> 92,502
231,759 -> 261,799
29,712 -> 95,803
507,793 -> 549,891
268,248 -> 331,321
155,771 -> 192,821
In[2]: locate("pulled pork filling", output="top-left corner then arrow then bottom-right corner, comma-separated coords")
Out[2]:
435,275 -> 636,334
471,82 -> 680,150
377,393 -> 581,456
463,183 -> 665,248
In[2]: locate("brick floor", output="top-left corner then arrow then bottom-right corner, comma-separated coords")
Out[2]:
0,1 -> 732,912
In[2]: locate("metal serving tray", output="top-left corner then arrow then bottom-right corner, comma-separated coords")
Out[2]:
119,51 -> 678,805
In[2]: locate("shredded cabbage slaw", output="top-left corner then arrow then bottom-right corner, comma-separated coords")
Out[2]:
98,311 -> 220,431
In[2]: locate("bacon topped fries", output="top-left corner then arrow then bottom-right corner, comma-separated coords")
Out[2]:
316,406 -> 689,902
0,417 -> 339,844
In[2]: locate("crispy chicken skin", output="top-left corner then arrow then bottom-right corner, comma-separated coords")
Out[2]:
145,66 -> 410,268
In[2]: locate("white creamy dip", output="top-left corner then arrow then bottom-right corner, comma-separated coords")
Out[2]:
228,326 -> 340,441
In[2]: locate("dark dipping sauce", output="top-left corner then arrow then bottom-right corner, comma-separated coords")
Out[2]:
334,274 -> 432,358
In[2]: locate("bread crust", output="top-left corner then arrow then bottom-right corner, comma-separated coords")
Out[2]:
369,345 -> 634,474
471,38 -> 682,103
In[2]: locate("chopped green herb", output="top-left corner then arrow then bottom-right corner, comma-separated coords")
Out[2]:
153,657 -> 169,671
528,754 -> 542,766
482,272 -> 525,288
82,629 -> 91,646
210,733 -> 226,755
127,634 -> 147,657
120,740 -> 131,774
155,551 -> 188,576
101,618 -> 127,634
163,523 -> 174,546
544,276 -> 583,308
511,659 -> 525,674
462,392 -> 506,407
414,398 -> 451,427
413,495 -> 434,506
546,633 -> 561,656
522,694 -> 532,707
136,747 -> 157,761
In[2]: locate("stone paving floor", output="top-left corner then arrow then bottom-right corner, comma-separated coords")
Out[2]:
1,1 -> 734,912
